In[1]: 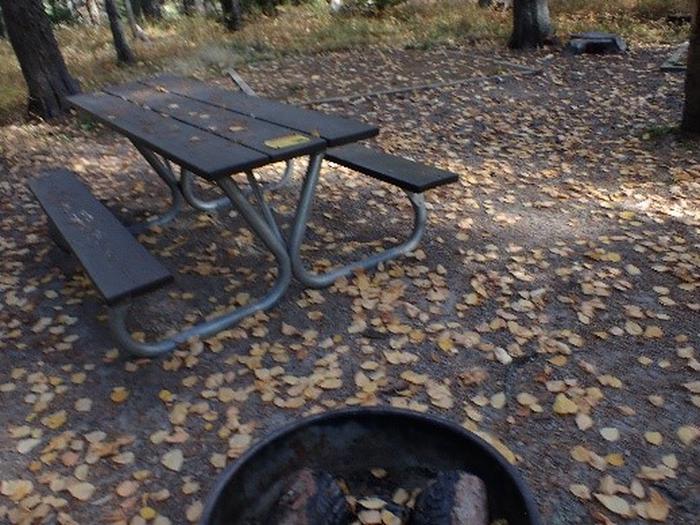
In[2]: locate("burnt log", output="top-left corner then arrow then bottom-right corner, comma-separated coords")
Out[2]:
269,469 -> 354,525
410,471 -> 488,525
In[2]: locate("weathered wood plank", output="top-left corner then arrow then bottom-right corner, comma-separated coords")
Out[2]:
68,92 -> 268,179
103,82 -> 326,163
141,75 -> 379,146
326,145 -> 458,193
29,169 -> 173,305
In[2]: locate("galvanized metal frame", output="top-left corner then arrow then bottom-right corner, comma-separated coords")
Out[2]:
112,73 -> 428,354
129,143 -> 184,233
107,175 -> 292,357
179,161 -> 296,213
287,154 -> 427,288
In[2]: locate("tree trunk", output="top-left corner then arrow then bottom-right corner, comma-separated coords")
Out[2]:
105,0 -> 135,64
220,0 -> 241,30
0,5 -> 6,39
131,0 -> 143,19
124,0 -> 149,40
183,0 -> 204,15
509,0 -> 553,49
141,0 -> 163,19
203,0 -> 219,15
85,0 -> 101,23
682,1 -> 700,133
0,0 -> 80,119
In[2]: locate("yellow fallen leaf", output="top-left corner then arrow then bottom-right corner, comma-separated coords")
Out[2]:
381,509 -> 401,525
264,134 -> 310,149
644,325 -> 663,338
437,337 -> 454,352
645,431 -> 663,445
677,425 -> 698,446
553,393 -> 578,415
111,387 -> 129,403
159,389 -> 174,402
161,449 -> 184,472
571,445 -> 590,462
401,370 -> 428,385
186,500 -> 203,522
42,410 -> 67,430
625,321 -> 643,336
570,483 -> 591,500
0,480 -> 33,501
140,506 -> 158,520
475,431 -> 517,464
359,497 -> 386,510
606,453 -> 625,466
68,481 -> 95,501
516,392 -> 538,406
576,413 -> 593,430
490,392 -> 506,409
600,427 -> 620,442
662,454 -> 678,469
594,493 -> 632,517
116,480 -> 138,497
647,489 -> 670,521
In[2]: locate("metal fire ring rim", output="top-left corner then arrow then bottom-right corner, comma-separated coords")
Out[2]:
200,406 -> 543,525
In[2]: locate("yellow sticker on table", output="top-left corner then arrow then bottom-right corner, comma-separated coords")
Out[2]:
264,134 -> 310,149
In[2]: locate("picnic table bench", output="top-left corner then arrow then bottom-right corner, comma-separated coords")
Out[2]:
29,75 -> 457,357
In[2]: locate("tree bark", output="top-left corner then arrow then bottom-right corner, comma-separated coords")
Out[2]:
220,0 -> 241,30
105,0 -> 135,64
141,0 -> 163,19
682,1 -> 700,133
0,0 -> 80,119
85,0 -> 101,23
183,0 -> 204,15
509,0 -> 553,49
124,0 -> 149,40
131,0 -> 143,19
203,0 -> 220,15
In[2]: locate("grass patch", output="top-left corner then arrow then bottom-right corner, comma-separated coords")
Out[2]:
0,0 -> 691,124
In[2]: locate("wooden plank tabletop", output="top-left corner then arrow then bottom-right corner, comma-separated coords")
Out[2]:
141,75 -> 380,147
103,82 -> 327,163
68,92 -> 268,180
68,75 -> 379,180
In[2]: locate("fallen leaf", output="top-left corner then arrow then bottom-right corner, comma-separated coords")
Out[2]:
594,493 -> 632,517
161,449 -> 184,472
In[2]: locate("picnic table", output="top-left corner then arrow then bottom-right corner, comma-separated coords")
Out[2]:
29,75 -> 457,357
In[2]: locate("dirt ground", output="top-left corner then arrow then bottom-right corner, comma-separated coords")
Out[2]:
0,45 -> 698,524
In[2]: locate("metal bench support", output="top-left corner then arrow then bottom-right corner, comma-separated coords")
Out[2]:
287,154 -> 427,289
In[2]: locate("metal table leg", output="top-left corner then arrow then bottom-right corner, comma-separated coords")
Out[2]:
180,161 -> 297,213
180,169 -> 231,212
288,153 -> 427,289
129,143 -> 184,233
108,176 -> 292,357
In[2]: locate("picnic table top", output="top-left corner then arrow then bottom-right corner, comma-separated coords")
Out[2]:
67,75 -> 379,180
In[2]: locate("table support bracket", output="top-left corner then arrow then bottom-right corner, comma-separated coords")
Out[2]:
129,144 -> 184,233
180,169 -> 231,212
107,177 -> 292,357
179,161 -> 297,214
288,155 -> 427,289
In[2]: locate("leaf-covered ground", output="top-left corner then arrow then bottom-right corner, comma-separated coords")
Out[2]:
0,45 -> 698,524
